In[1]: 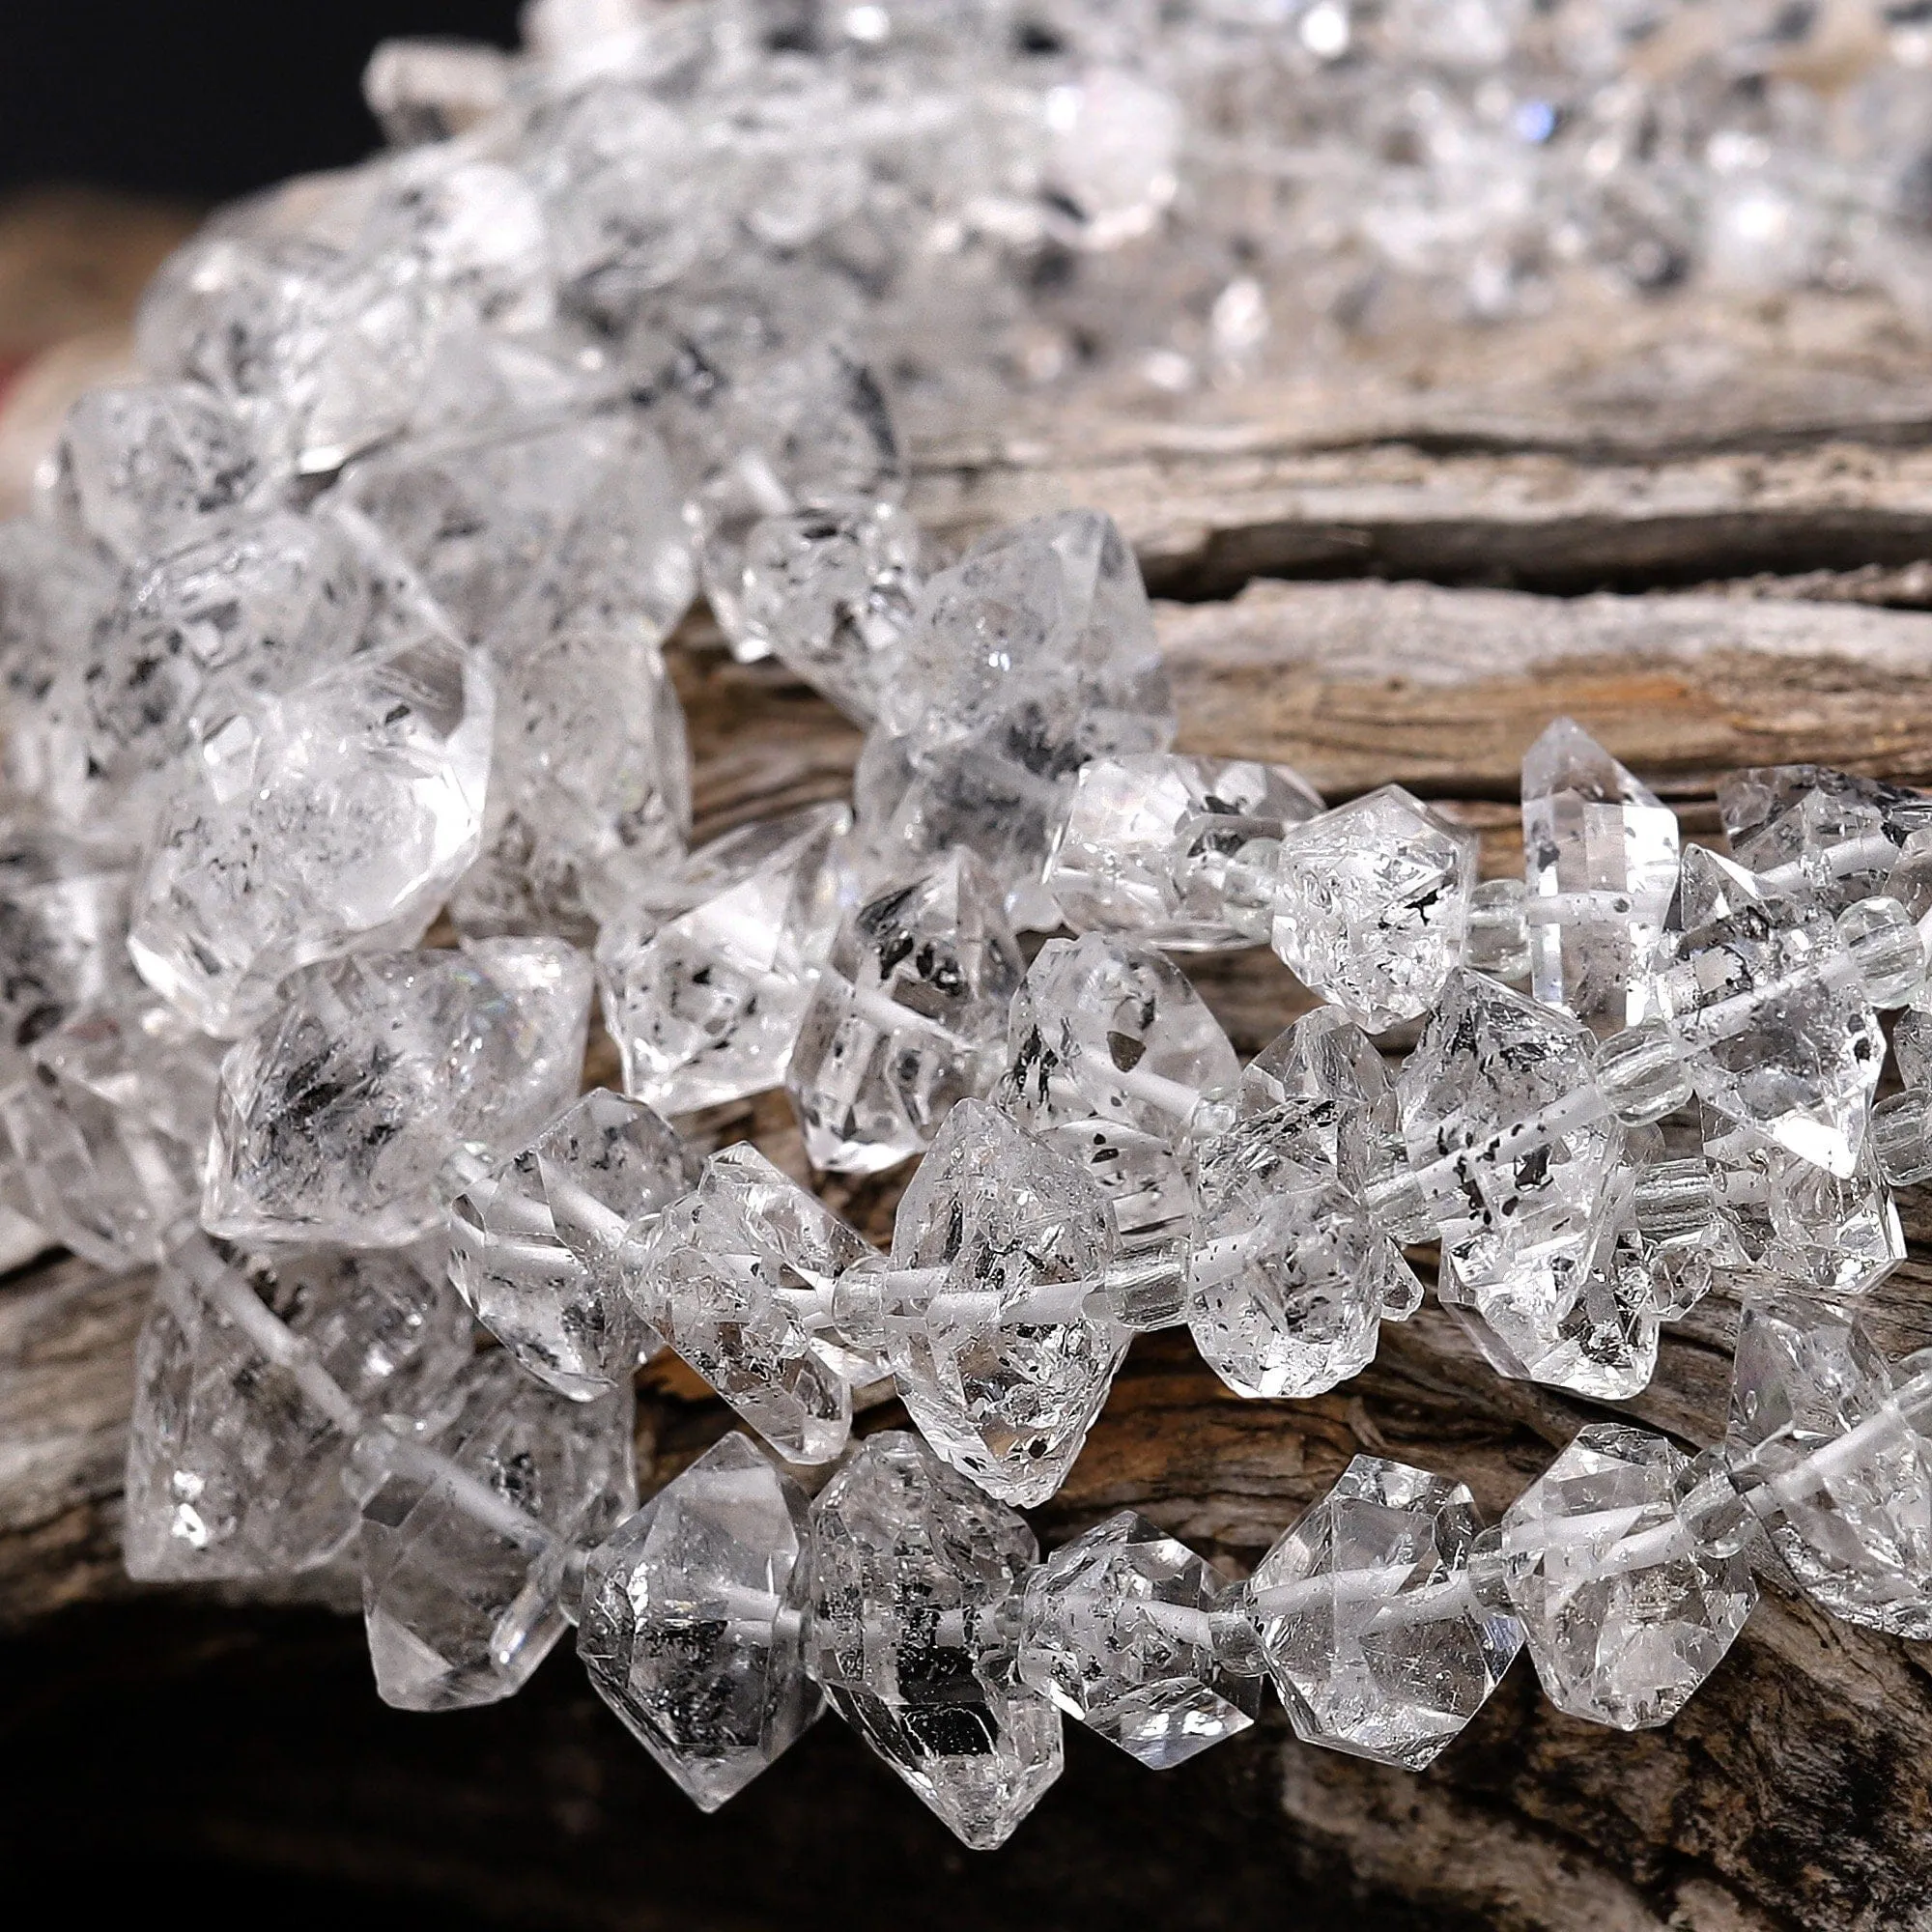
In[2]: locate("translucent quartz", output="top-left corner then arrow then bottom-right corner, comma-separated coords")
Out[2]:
1873,1088 -> 1932,1188
1463,876 -> 1530,981
1043,753 -> 1323,952
856,509 -> 1175,920
1520,717 -> 1680,1035
629,1144 -> 884,1464
1649,848 -> 1882,1178
1271,784 -> 1477,1032
125,1238 -> 471,1580
0,830 -> 132,1086
1725,1293 -> 1932,1637
1895,1007 -> 1932,1090
1247,1455 -> 1522,1770
808,1430 -> 1062,1851
1592,1017 -> 1694,1126
1,996 -> 224,1270
1836,895 -> 1926,1009
1499,1423 -> 1756,1728
599,802 -> 849,1113
1719,764 -> 1932,915
1016,1510 -> 1261,1769
786,850 -> 1022,1175
359,1350 -> 636,1712
733,500 -> 921,722
578,1432 -> 820,1810
45,380 -> 265,569
205,940 -> 592,1248
883,1099 -> 1127,1507
448,1090 -> 696,1401
129,621 -> 494,1036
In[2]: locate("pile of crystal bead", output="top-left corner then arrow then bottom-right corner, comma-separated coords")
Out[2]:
4,0 -> 1932,1857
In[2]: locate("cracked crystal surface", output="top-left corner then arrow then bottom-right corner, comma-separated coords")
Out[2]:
1044,753 -> 1323,952
449,1089 -> 696,1401
884,1099 -> 1126,1507
1499,1422 -> 1756,1728
1016,1509 -> 1260,1769
599,802 -> 849,1112
1726,1293 -> 1932,1638
205,939 -> 592,1247
808,1430 -> 1061,1851
359,1350 -> 636,1712
786,850 -> 1022,1175
126,1242 -> 471,1580
1271,785 -> 1477,1031
1249,1455 -> 1522,1770
630,1143 -> 883,1464
579,1431 -> 820,1810
1520,718 -> 1680,1034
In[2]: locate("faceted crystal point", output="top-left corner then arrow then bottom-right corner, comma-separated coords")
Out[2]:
359,1350 -> 637,1713
47,380 -> 266,568
1499,1422 -> 1757,1728
1725,1293 -> 1932,1637
1017,1510 -> 1262,1769
630,1143 -> 884,1465
599,802 -> 850,1113
786,850 -> 1023,1175
1520,718 -> 1680,1034
129,622 -> 495,1036
857,509 -> 1175,914
1247,1455 -> 1522,1771
808,1430 -> 1062,1850
733,500 -> 921,722
125,1242 -> 472,1581
884,1099 -> 1126,1506
1272,785 -> 1477,1031
578,1432 -> 821,1810
1719,764 -> 1932,913
448,1090 -> 696,1401
205,940 -> 593,1248
1652,851 -> 1882,1177
1043,753 -> 1323,952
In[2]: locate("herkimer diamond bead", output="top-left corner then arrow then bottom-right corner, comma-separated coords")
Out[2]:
1719,764 -> 1932,914
1497,1422 -> 1757,1728
1016,1509 -> 1262,1769
629,1143 -> 885,1465
808,1430 -> 1062,1850
1246,1454 -> 1523,1771
882,1099 -> 1126,1507
204,939 -> 592,1248
448,1089 -> 697,1402
1725,1291 -> 1932,1638
358,1350 -> 637,1713
786,849 -> 1023,1176
1271,784 -> 1477,1032
124,1239 -> 472,1581
1043,752 -> 1323,952
1520,717 -> 1680,1035
578,1431 -> 820,1811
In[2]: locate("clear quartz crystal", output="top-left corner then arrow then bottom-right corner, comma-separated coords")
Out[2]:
733,500 -> 921,723
629,1144 -> 884,1465
599,802 -> 849,1113
1520,718 -> 1680,1034
578,1431 -> 821,1811
1043,753 -> 1323,952
1271,784 -> 1477,1032
448,1089 -> 696,1401
808,1430 -> 1062,1851
883,1098 -> 1127,1507
1651,846 -> 1883,1178
1836,895 -> 1926,1009
1873,1088 -> 1932,1188
1719,765 -> 1932,915
128,620 -> 495,1036
1016,1510 -> 1261,1769
125,1237 -> 472,1580
1247,1455 -> 1523,1771
786,850 -> 1023,1175
1498,1422 -> 1756,1729
0,831 -> 133,1084
1725,1292 -> 1932,1637
358,1350 -> 637,1713
1463,877 -> 1530,981
205,940 -> 592,1248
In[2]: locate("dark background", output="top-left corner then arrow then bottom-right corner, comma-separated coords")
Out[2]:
0,2 -> 526,199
